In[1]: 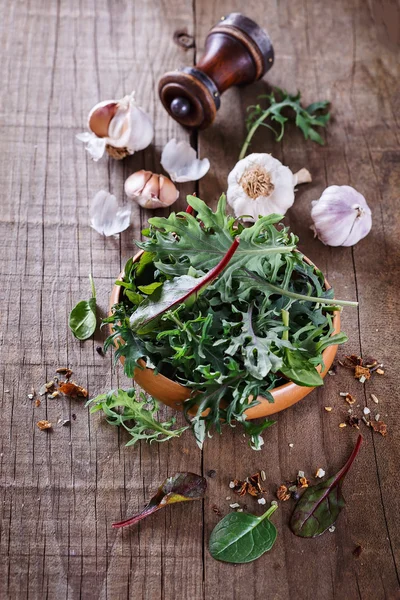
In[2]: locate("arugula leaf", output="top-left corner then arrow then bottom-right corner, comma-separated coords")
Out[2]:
87,388 -> 188,446
112,473 -> 206,528
209,504 -> 278,563
69,274 -> 97,340
290,435 -> 363,537
241,87 -> 330,159
130,237 -> 240,334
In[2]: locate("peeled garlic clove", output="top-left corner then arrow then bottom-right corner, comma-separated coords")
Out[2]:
161,139 -> 210,182
311,185 -> 372,247
124,170 -> 179,209
88,101 -> 118,137
227,153 -> 310,221
78,91 -> 154,160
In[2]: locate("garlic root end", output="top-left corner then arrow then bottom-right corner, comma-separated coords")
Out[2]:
294,168 -> 312,185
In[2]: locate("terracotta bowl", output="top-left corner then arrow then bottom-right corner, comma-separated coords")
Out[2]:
109,251 -> 340,419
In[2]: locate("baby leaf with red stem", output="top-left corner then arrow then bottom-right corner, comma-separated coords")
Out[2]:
290,435 -> 363,537
112,472 -> 207,529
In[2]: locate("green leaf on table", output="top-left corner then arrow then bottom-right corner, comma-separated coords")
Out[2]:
69,274 -> 97,340
87,388 -> 188,446
290,435 -> 363,537
112,472 -> 207,528
209,504 -> 278,563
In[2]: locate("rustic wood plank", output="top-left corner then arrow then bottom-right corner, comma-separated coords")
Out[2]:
0,0 -> 203,599
195,0 -> 400,599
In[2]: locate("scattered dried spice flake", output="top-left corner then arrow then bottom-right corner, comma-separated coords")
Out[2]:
353,544 -> 363,558
207,470 -> 217,479
48,391 -> 60,399
72,413 -> 77,421
276,485 -> 291,501
348,416 -> 360,429
230,472 -> 265,498
376,368 -> 385,375
96,346 -> 104,357
37,420 -> 52,431
355,366 -> 371,381
56,368 -> 73,379
339,423 -> 347,428
59,381 -> 88,399
370,394 -> 379,404
345,393 -> 356,405
296,472 -> 310,488
35,399 -> 41,408
212,505 -> 222,516
370,420 -> 387,437
324,406 -> 333,412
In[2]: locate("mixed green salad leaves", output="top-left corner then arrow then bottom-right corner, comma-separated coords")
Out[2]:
104,195 -> 355,446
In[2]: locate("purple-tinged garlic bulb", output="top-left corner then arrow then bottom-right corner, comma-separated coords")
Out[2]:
311,185 -> 372,246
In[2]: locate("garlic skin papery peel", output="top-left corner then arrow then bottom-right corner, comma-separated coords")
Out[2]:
90,190 -> 131,236
161,139 -> 210,182
76,91 -> 154,161
311,185 -> 372,247
227,153 -> 311,221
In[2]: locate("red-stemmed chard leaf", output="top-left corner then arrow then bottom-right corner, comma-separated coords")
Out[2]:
290,435 -> 363,537
112,472 -> 206,529
130,237 -> 240,334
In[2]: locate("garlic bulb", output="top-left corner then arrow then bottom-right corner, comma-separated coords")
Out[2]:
161,139 -> 210,182
76,91 -> 153,161
227,153 -> 311,221
125,170 -> 179,209
311,185 -> 372,246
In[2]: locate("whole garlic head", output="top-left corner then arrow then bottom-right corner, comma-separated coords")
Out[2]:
311,185 -> 372,246
227,153 -> 311,221
125,170 -> 179,209
76,92 -> 153,161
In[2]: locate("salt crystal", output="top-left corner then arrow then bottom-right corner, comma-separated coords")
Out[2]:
260,470 -> 266,481
375,414 -> 380,421
229,503 -> 240,509
237,508 -> 243,513
90,190 -> 131,236
363,407 -> 371,415
328,525 -> 336,533
297,470 -> 305,478
225,496 -> 231,501
359,375 -> 366,383
257,498 -> 266,505
229,481 -> 235,489
339,392 -> 349,397
371,394 -> 379,404
289,443 -> 294,448
315,468 -> 326,478
27,393 -> 34,400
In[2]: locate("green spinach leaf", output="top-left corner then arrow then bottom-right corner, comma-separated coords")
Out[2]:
69,274 -> 97,340
290,435 -> 363,537
209,504 -> 278,563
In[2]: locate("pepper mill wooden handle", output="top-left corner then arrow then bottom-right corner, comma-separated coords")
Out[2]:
159,13 -> 274,129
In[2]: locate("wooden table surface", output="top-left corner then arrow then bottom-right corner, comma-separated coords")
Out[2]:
1,1 -> 399,598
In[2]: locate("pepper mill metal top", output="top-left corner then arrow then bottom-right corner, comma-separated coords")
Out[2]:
159,13 -> 274,130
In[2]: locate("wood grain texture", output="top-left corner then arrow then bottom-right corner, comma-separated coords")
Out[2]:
0,0 -> 399,599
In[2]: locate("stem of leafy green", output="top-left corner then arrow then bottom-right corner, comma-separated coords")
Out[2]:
239,87 -> 330,160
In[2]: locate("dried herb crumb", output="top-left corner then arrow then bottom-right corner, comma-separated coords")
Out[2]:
276,485 -> 291,501
59,381 -> 88,399
353,544 -> 363,558
348,416 -> 360,429
35,399 -> 41,408
355,366 -> 371,381
345,393 -> 356,405
37,420 -> 52,431
371,420 -> 387,436
96,346 -> 104,356
56,368 -> 73,379
207,469 -> 217,478
212,505 -> 222,516
72,413 -> 77,421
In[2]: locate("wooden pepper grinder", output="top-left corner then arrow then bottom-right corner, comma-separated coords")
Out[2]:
159,13 -> 274,129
